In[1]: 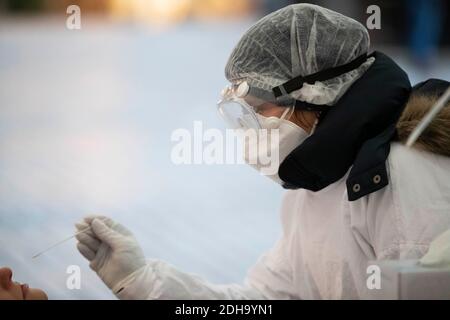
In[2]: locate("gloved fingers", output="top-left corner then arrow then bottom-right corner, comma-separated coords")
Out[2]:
77,242 -> 96,261
90,218 -> 120,248
75,222 -> 88,230
75,232 -> 101,252
81,215 -> 134,238
84,215 -> 116,228
112,221 -> 133,237
75,222 -> 95,238
89,242 -> 109,271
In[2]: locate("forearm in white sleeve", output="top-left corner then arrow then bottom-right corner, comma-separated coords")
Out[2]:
113,259 -> 266,300
114,239 -> 298,300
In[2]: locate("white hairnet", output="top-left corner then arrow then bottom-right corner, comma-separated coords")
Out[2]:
225,3 -> 375,106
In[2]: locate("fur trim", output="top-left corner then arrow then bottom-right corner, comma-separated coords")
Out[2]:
397,93 -> 450,157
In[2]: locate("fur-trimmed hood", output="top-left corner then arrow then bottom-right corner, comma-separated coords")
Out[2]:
397,79 -> 450,157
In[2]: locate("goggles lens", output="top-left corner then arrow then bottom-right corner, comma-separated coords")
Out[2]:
217,83 -> 295,130
218,100 -> 261,130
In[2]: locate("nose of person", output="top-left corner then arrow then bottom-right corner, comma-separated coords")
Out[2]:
0,267 -> 13,289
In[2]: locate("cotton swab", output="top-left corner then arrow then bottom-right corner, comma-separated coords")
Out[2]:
32,226 -> 92,259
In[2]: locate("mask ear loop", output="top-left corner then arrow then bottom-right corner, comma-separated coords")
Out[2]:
280,105 -> 294,121
285,102 -> 321,136
309,118 -> 319,136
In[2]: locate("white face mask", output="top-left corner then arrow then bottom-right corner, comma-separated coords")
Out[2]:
242,112 -> 310,185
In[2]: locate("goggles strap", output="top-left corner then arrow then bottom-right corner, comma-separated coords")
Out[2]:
293,100 -> 331,112
272,53 -> 368,98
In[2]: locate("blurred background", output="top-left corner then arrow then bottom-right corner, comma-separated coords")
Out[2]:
0,0 -> 449,299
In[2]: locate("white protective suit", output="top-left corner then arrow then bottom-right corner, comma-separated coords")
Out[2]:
101,143 -> 450,299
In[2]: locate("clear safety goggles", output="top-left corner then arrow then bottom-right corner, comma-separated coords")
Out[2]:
217,81 -> 295,130
217,53 -> 371,130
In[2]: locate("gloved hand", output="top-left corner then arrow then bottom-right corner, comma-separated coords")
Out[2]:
75,215 -> 146,292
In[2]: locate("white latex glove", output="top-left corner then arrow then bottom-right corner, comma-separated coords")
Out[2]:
75,215 -> 146,292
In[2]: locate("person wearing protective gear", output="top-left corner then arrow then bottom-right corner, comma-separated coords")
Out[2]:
218,2 -> 375,186
76,4 -> 450,299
